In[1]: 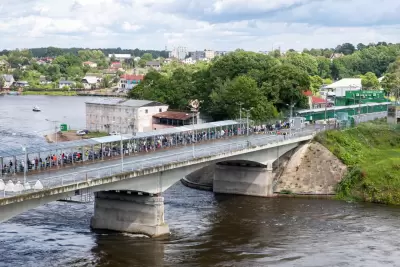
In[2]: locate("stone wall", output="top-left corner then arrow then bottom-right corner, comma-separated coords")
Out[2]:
275,142 -> 347,194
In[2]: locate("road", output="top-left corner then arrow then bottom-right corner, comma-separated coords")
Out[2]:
0,129 -> 317,197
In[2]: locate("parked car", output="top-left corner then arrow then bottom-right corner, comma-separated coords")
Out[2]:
109,131 -> 120,136
76,130 -> 87,136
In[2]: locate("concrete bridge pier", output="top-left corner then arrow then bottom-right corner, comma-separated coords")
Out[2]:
90,191 -> 170,237
213,161 -> 274,197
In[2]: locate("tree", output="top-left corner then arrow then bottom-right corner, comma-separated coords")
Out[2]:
141,53 -> 153,61
309,75 -> 324,94
263,63 -> 310,109
316,56 -> 331,78
0,76 -> 4,89
361,72 -> 380,90
338,43 -> 356,55
381,73 -> 400,98
138,59 -> 147,68
281,52 -> 318,75
357,43 -> 367,51
101,75 -> 112,88
209,75 -> 277,121
46,64 -> 61,82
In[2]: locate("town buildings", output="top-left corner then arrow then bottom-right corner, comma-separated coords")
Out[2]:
303,91 -> 327,109
82,61 -> 98,68
117,74 -> 144,91
82,76 -> 100,89
169,46 -> 188,60
1,74 -> 14,89
59,80 -> 75,88
145,61 -> 161,70
85,98 -> 169,133
322,78 -> 362,97
204,49 -> 215,59
190,51 -> 205,61
108,54 -> 132,60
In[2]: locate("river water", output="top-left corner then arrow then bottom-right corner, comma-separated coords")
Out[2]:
1,95 -> 400,267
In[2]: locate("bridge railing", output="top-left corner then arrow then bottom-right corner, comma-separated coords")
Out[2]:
0,130 -> 316,199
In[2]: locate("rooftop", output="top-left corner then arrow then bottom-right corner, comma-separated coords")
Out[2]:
146,61 -> 161,66
86,98 -> 167,108
153,111 -> 193,120
0,120 -> 238,158
323,78 -> 361,89
59,80 -> 75,84
120,74 -> 144,80
82,76 -> 99,84
311,96 -> 326,104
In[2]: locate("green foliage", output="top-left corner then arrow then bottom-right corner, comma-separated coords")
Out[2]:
281,52 -> 318,75
361,72 -> 380,90
129,51 -> 302,122
141,53 -> 153,61
309,75 -> 324,94
317,121 -> 400,205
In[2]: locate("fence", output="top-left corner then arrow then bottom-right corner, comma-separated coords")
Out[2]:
0,130 -> 316,199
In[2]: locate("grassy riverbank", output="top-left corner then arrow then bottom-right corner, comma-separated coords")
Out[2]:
315,121 -> 400,205
22,91 -> 77,96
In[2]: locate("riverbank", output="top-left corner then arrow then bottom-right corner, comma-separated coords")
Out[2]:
45,130 -> 108,143
22,91 -> 77,96
315,121 -> 400,205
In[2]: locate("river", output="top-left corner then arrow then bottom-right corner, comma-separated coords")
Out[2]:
1,95 -> 400,267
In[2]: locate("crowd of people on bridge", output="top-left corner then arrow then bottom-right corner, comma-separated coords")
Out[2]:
1,121 -> 293,176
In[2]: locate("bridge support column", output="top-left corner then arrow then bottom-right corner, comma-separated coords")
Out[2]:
213,162 -> 275,197
90,191 -> 169,237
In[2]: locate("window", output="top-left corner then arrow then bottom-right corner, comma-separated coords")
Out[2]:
145,109 -> 148,114
159,108 -> 162,112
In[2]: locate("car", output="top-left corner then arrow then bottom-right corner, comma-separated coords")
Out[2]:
76,130 -> 87,136
109,131 -> 120,136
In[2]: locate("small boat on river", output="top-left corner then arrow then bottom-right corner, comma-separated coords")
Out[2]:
33,106 -> 41,112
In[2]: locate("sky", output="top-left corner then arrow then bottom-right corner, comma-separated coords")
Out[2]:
1,0 -> 400,51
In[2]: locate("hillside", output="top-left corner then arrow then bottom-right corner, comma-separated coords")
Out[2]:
315,121 -> 400,205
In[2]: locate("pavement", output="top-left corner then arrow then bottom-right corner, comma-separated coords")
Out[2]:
0,127 -> 320,198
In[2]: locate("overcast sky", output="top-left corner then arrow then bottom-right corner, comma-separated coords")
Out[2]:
1,0 -> 400,51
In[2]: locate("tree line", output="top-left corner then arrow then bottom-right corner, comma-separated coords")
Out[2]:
0,47 -> 169,61
129,42 -> 400,122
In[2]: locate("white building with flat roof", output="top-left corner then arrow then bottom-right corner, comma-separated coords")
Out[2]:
86,98 -> 169,133
108,54 -> 132,60
321,78 -> 362,97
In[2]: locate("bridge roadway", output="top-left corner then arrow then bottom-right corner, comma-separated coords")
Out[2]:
0,129 -> 318,199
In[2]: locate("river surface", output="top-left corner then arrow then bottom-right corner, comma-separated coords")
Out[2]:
1,95 -> 400,267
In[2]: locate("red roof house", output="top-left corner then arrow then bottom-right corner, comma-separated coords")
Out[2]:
303,90 -> 327,109
110,62 -> 122,69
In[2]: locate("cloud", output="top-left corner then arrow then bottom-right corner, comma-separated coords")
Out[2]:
0,0 -> 399,51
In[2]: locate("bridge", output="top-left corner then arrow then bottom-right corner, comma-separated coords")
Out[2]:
0,119 -> 319,237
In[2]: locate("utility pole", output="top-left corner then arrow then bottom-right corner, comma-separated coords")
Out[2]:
237,102 -> 243,134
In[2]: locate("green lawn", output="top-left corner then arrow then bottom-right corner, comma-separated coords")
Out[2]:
315,121 -> 400,204
85,131 -> 109,138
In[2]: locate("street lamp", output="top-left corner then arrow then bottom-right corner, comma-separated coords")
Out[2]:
189,99 -> 201,158
20,145 -> 27,185
112,121 -> 124,172
236,102 -> 243,134
45,119 -> 59,144
242,108 -> 253,136
284,103 -> 295,135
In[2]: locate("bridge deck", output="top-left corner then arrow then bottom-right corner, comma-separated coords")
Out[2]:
0,130 -> 317,199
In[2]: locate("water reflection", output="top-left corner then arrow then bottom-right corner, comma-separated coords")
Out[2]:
92,233 -> 165,267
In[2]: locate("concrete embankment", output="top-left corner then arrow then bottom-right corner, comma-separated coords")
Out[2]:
181,141 -> 347,196
274,141 -> 347,195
